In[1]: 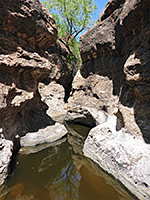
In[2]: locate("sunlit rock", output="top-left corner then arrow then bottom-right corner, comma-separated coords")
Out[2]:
20,123 -> 68,147
66,0 -> 150,199
83,114 -> 150,200
0,137 -> 13,186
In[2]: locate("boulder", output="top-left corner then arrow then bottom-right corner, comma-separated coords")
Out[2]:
83,115 -> 150,200
20,123 -> 68,147
66,70 -> 116,126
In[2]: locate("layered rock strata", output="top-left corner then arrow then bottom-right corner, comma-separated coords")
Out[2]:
0,0 -> 72,185
66,0 -> 150,199
0,0 -> 72,140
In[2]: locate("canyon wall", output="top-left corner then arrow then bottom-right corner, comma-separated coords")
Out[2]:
0,0 -> 71,185
66,0 -> 150,199
0,0 -> 73,141
0,0 -> 150,198
67,0 -> 150,142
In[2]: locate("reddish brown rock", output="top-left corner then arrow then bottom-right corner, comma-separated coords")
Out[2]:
0,0 -> 72,186
0,0 -> 58,53
0,0 -> 72,141
66,1 -> 150,199
67,0 -> 150,142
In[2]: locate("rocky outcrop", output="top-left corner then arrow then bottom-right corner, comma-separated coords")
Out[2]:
83,115 -> 150,200
66,0 -> 150,199
79,0 -> 150,141
0,0 -> 72,185
0,0 -> 72,141
39,81 -> 67,123
0,136 -> 13,186
66,70 -> 116,126
0,0 -> 150,197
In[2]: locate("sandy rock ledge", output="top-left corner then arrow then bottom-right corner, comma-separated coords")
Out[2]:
20,123 -> 68,147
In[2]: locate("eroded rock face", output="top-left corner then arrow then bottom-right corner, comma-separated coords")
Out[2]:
83,115 -> 150,200
38,81 -> 67,123
0,0 -> 71,141
0,0 -> 71,185
79,0 -> 150,141
66,0 -> 150,199
0,136 -> 13,186
0,0 -> 58,53
66,70 -> 118,126
66,0 -> 150,140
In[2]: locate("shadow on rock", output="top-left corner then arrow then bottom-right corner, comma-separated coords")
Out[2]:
79,0 -> 150,144
0,91 -> 55,141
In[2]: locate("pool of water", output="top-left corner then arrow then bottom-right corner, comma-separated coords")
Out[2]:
0,124 -> 135,200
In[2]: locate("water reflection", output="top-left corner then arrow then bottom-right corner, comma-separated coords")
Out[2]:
1,124 -> 135,200
48,163 -> 81,200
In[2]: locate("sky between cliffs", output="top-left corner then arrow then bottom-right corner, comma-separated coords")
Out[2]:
94,0 -> 109,20
40,0 -> 109,40
41,0 -> 109,24
77,0 -> 108,40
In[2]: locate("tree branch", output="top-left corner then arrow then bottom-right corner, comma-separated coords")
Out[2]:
72,27 -> 85,39
58,38 -> 73,55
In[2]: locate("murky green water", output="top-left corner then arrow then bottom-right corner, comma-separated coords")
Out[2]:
0,124 -> 135,200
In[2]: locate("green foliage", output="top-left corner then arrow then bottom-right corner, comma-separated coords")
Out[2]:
68,38 -> 81,66
41,0 -> 97,67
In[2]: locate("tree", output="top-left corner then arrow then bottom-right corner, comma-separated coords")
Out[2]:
41,0 -> 97,67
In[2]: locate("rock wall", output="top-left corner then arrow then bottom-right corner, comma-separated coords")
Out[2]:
0,0 -> 72,140
67,0 -> 150,141
0,137 -> 13,186
1,0 -> 150,197
0,0 -> 72,185
66,0 -> 150,199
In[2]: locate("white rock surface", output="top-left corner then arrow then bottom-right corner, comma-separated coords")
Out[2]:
38,82 -> 67,123
0,137 -> 13,186
83,115 -> 150,200
86,107 -> 108,125
20,137 -> 67,155
20,123 -> 68,147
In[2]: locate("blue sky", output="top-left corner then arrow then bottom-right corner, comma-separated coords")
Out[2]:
96,0 -> 109,10
93,0 -> 109,21
76,0 -> 109,39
